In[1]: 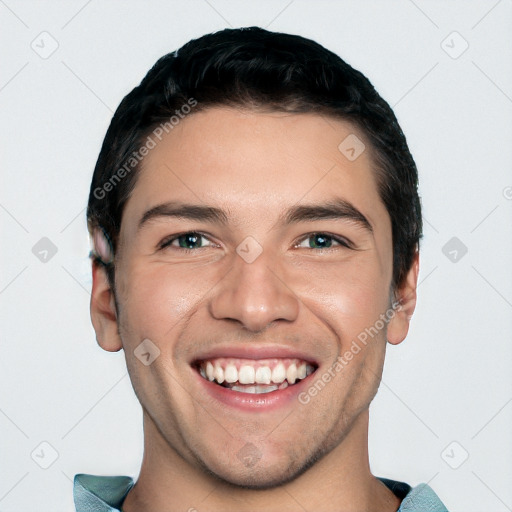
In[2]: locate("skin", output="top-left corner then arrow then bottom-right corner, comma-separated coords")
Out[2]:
91,107 -> 419,512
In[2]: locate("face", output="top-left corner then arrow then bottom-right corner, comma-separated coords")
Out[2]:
93,107 -> 416,488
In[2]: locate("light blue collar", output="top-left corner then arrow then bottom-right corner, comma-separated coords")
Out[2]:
74,473 -> 449,511
74,474 -> 134,512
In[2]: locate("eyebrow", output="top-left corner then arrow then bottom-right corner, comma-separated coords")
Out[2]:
137,198 -> 373,233
138,202 -> 229,230
281,199 -> 373,233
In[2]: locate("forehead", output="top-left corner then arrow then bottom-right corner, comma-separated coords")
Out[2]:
122,107 -> 389,234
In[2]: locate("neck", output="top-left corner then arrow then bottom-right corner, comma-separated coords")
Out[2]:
122,410 -> 400,512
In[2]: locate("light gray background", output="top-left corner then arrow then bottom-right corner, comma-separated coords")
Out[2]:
1,1 -> 511,510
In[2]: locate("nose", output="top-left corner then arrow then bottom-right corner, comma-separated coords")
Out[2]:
209,248 -> 300,332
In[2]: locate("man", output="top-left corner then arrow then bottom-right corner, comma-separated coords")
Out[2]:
74,27 -> 449,511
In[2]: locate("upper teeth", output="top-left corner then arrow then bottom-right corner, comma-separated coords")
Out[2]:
199,358 -> 314,386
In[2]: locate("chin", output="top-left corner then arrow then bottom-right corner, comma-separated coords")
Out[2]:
199,446 -> 324,490
214,465 -> 303,490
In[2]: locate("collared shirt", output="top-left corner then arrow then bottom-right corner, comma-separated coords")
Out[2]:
73,473 -> 449,511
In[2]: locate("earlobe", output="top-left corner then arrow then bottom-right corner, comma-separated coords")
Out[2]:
90,261 -> 123,352
386,251 -> 420,346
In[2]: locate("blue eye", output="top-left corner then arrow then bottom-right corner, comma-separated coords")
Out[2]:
160,232 -> 213,250
296,233 -> 351,250
158,231 -> 352,253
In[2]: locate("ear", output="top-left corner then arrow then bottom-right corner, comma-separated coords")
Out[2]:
386,251 -> 420,346
90,261 -> 123,352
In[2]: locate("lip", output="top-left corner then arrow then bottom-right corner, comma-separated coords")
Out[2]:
193,365 -> 317,411
190,345 -> 319,411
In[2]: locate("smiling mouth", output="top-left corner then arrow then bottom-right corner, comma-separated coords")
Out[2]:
194,357 -> 317,394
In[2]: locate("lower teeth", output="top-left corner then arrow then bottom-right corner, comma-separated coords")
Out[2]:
230,384 -> 279,394
225,381 -> 290,394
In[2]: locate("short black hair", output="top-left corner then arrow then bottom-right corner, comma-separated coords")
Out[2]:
87,26 -> 422,290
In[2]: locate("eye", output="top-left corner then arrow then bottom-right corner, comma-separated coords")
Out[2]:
159,232 -> 215,251
295,233 -> 352,250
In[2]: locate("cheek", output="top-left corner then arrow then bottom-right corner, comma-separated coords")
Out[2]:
298,258 -> 391,340
116,261 -> 217,345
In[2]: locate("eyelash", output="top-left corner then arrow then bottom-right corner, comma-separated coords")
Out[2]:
159,232 -> 217,252
158,231 -> 353,252
296,233 -> 353,250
